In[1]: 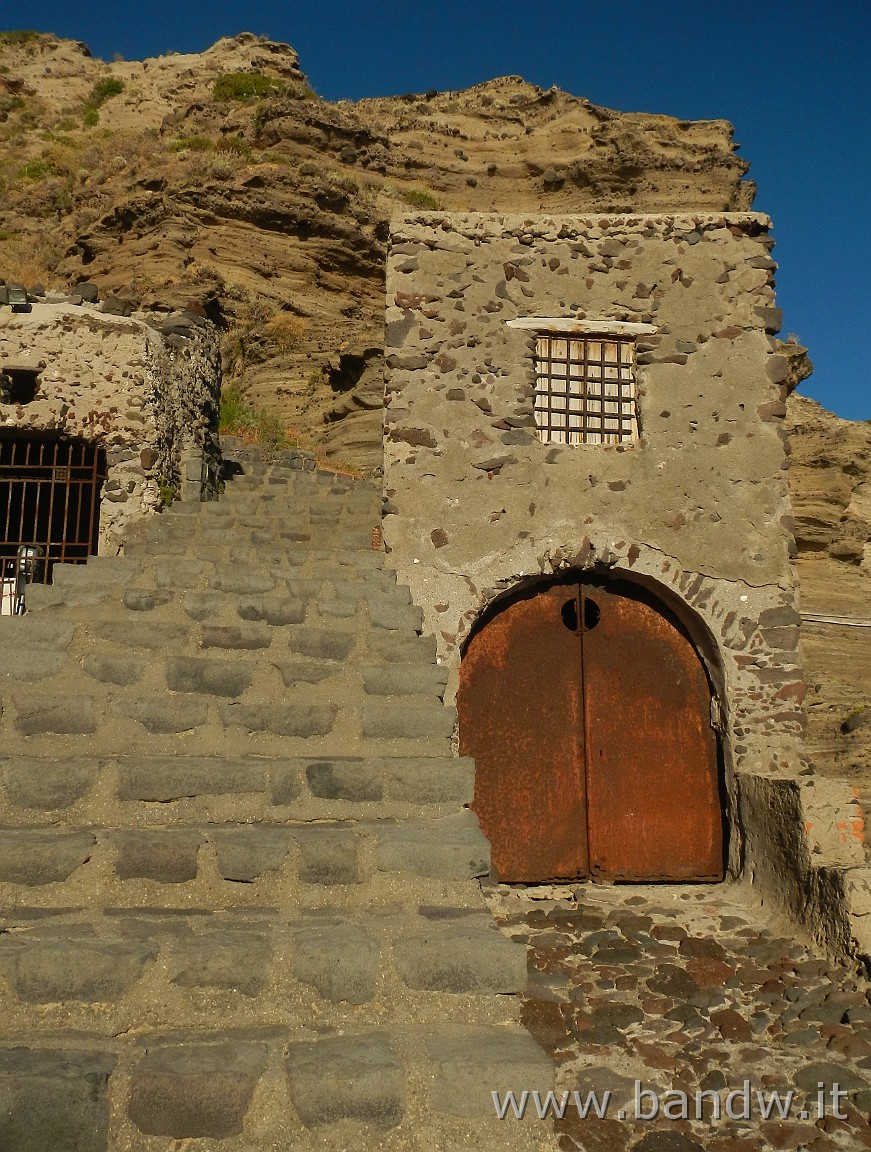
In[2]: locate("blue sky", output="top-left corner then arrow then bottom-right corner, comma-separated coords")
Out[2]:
11,0 -> 869,419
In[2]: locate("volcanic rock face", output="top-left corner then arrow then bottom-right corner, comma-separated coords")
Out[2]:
1,31 -> 753,471
785,393 -> 871,808
786,393 -> 871,568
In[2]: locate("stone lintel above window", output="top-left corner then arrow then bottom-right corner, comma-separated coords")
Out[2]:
506,318 -> 658,337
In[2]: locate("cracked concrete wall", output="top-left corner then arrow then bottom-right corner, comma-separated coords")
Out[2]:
0,303 -> 221,553
382,211 -> 814,896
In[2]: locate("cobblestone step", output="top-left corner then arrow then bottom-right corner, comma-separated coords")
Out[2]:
0,813 -> 489,910
149,528 -> 381,554
3,591 -> 448,756
27,583 -> 422,634
0,685 -> 456,759
0,905 -> 525,1024
0,754 -> 475,824
0,1024 -> 551,1150
26,562 -> 420,630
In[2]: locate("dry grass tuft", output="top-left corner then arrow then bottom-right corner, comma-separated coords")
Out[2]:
263,311 -> 307,352
0,230 -> 60,287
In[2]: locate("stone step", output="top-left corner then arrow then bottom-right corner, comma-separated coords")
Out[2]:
150,519 -> 381,545
2,629 -> 451,708
8,608 -> 436,692
0,1024 -> 551,1149
172,489 -> 379,514
197,494 -> 380,515
0,905 -> 525,1025
134,513 -> 383,536
0,462 -> 557,1152
0,812 -> 490,909
0,693 -> 456,759
28,572 -> 407,621
0,754 -> 474,825
26,553 -> 403,612
34,546 -> 386,581
20,563 -> 418,619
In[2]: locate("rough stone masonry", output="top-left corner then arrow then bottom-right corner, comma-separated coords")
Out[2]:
382,211 -> 868,958
0,294 -> 221,552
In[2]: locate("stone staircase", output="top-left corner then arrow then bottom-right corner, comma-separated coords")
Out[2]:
0,456 -> 555,1151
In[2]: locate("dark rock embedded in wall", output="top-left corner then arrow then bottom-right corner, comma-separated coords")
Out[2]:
388,427 -> 437,449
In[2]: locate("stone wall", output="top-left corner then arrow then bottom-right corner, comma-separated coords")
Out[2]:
0,298 -> 221,554
380,211 -> 858,936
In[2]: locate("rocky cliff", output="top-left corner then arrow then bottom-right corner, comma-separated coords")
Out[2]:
1,30 -> 753,470
1,32 -> 867,553
787,393 -> 871,567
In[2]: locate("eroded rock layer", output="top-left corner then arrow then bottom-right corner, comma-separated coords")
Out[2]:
1,31 -> 752,470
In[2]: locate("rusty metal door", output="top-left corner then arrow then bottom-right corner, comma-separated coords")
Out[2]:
457,579 -> 724,883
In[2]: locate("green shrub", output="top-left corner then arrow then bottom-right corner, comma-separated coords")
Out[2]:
327,168 -> 358,193
213,72 -> 283,102
399,186 -> 440,209
18,157 -> 60,179
209,157 -> 235,180
0,94 -> 24,116
90,76 -> 125,105
219,385 -> 295,461
157,481 -> 176,508
219,384 -> 249,429
0,30 -> 40,45
82,75 -> 124,125
167,135 -> 214,153
41,131 -> 76,147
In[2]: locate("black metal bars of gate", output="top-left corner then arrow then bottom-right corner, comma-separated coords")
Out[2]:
0,434 -> 106,583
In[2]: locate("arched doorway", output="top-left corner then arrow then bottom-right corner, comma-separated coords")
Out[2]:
457,575 -> 725,883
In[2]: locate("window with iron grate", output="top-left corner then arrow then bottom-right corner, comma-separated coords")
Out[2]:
533,334 -> 638,446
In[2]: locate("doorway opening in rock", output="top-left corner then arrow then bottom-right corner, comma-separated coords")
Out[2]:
457,574 -> 726,884
0,433 -> 106,584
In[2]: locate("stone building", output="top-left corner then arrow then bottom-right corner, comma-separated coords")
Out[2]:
382,211 -> 866,949
0,297 -> 221,594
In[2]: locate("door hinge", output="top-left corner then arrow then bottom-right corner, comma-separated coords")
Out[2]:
710,695 -> 725,732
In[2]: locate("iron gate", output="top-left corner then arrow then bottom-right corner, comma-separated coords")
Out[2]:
457,577 -> 725,884
0,434 -> 106,587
